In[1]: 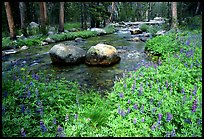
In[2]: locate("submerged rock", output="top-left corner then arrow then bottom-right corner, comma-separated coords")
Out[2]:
49,43 -> 86,64
130,28 -> 143,35
85,43 -> 121,66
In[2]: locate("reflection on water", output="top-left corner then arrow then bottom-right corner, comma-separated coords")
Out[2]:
2,31 -> 153,94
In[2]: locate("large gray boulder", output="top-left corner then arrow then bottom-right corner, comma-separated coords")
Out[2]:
49,44 -> 86,64
85,43 -> 121,66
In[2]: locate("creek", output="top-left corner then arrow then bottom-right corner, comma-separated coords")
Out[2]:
2,29 -> 155,94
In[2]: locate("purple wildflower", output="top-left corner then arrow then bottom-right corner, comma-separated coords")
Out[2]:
27,90 -> 31,98
158,113 -> 163,121
127,99 -> 131,104
20,128 -> 26,137
184,118 -> 192,124
21,104 -> 25,113
57,125 -> 66,137
141,117 -> 145,122
119,92 -> 124,98
127,107 -> 131,114
190,95 -> 192,100
65,114 -> 69,122
158,101 -> 162,108
151,123 -> 156,131
186,40 -> 190,46
3,91 -> 8,98
197,119 -> 201,125
171,129 -> 176,137
192,99 -> 197,113
150,98 -> 154,105
133,118 -> 137,124
133,103 -> 138,110
74,114 -> 78,120
124,83 -> 127,89
140,104 -> 144,113
120,110 -> 126,117
158,86 -> 160,93
118,107 -> 121,115
53,118 -> 56,125
138,83 -> 143,96
193,85 -> 197,96
166,113 -> 173,122
152,108 -> 156,114
29,81 -> 33,86
40,120 -> 47,133
165,80 -> 168,89
181,88 -> 185,94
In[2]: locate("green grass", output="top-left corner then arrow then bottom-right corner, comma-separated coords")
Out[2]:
64,22 -> 81,30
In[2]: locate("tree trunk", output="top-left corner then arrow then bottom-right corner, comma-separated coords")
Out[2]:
59,2 -> 64,32
108,2 -> 115,23
4,2 -> 16,40
43,2 -> 48,25
195,2 -> 200,15
171,2 -> 178,29
80,2 -> 84,29
83,3 -> 87,29
19,2 -> 27,37
39,2 -> 46,35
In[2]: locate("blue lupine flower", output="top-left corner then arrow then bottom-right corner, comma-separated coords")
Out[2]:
57,125 -> 66,137
150,98 -> 154,105
74,114 -> 78,120
27,90 -> 31,98
65,114 -> 69,122
158,86 -> 160,93
193,85 -> 197,96
140,104 -> 144,113
119,92 -> 124,98
171,129 -> 176,137
152,108 -> 156,114
133,118 -> 137,124
124,83 -> 126,89
197,119 -> 201,125
186,40 -> 190,46
35,88 -> 39,97
118,107 -> 121,115
166,113 -> 173,122
158,101 -> 162,108
120,110 -> 126,117
40,120 -> 47,133
141,117 -> 145,122
29,81 -> 34,86
21,104 -> 25,113
138,83 -> 143,96
151,123 -> 156,131
184,118 -> 192,124
3,91 -> 8,98
20,128 -> 26,137
53,118 -> 56,125
127,99 -> 131,104
165,80 -> 168,89
133,103 -> 138,110
158,113 -> 163,121
192,99 -> 197,113
127,107 -> 131,114
181,88 -> 185,94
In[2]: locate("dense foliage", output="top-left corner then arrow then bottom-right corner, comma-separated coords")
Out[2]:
2,25 -> 202,136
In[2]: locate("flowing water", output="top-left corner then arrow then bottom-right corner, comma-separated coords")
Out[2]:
2,30 -> 154,94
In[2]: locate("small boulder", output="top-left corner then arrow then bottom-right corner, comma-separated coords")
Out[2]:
90,28 -> 106,35
45,37 -> 55,43
75,37 -> 85,42
29,22 -> 39,29
49,43 -> 86,64
85,43 -> 121,66
128,37 -> 141,42
130,28 -> 143,35
20,46 -> 28,50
